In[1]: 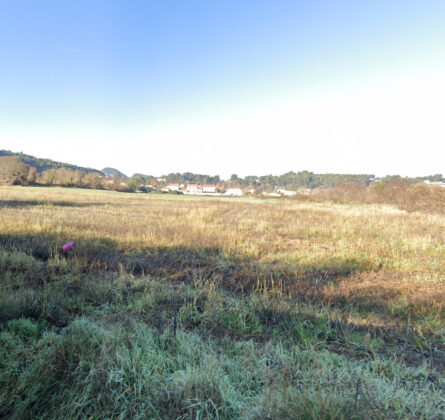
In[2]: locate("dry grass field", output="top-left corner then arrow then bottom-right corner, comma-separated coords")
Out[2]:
0,186 -> 444,419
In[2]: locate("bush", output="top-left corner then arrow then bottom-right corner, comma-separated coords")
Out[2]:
308,181 -> 445,214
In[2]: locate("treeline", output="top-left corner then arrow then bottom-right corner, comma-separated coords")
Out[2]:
0,152 -> 139,192
228,171 -> 445,190
306,181 -> 445,215
0,150 -> 101,175
228,171 -> 374,190
378,174 -> 445,184
134,171 -> 374,189
148,171 -> 444,191
0,156 -> 106,189
134,172 -> 221,185
0,156 -> 142,192
1,149 -> 443,193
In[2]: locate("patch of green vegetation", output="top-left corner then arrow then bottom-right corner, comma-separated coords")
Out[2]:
0,250 -> 443,418
0,315 -> 443,419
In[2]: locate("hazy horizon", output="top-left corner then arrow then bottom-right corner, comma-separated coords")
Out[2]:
2,1 -> 444,178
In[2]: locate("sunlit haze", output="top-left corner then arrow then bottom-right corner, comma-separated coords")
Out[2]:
1,1 -> 444,178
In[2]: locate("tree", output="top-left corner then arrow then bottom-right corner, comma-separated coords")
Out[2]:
113,174 -> 123,190
127,178 -> 138,192
43,170 -> 56,186
244,176 -> 258,187
54,168 -> 76,187
26,166 -> 37,185
0,156 -> 30,185
74,170 -> 83,187
84,173 -> 103,189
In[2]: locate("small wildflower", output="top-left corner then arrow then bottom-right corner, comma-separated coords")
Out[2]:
62,241 -> 74,253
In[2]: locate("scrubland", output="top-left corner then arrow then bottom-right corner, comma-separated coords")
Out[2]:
0,186 -> 444,419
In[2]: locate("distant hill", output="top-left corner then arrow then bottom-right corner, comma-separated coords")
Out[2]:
102,167 -> 128,178
0,150 -> 102,175
133,173 -> 155,180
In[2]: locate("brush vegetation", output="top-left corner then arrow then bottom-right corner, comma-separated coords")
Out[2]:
0,186 -> 444,419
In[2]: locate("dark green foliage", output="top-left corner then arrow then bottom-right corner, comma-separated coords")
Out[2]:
126,177 -> 139,192
380,174 -> 445,184
0,150 -> 102,176
165,172 -> 221,185
256,171 -> 375,190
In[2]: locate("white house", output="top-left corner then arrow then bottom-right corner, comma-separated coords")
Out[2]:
424,180 -> 445,188
186,184 -> 202,194
167,183 -> 180,191
201,184 -> 217,193
277,188 -> 297,196
225,188 -> 243,196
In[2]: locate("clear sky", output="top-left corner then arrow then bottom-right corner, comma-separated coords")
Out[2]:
1,0 -> 444,178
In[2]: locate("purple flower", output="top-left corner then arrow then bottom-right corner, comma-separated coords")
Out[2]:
62,241 -> 74,252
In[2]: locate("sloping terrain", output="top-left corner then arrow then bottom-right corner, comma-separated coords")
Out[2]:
0,150 -> 102,175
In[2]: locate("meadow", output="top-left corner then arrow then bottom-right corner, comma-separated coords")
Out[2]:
0,186 -> 444,419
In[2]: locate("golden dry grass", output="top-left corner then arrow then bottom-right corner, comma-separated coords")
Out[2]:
1,186 -> 443,330
1,186 -> 444,418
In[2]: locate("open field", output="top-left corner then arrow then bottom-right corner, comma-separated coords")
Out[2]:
0,186 -> 444,419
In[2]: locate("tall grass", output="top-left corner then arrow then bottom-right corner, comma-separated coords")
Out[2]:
0,186 -> 444,418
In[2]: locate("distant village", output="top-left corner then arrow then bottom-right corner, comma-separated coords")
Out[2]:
141,179 -> 312,197
124,176 -> 445,198
101,174 -> 445,198
159,182 -> 243,196
114,172 -> 445,197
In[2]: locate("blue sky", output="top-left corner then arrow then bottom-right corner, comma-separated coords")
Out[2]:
1,1 -> 444,177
